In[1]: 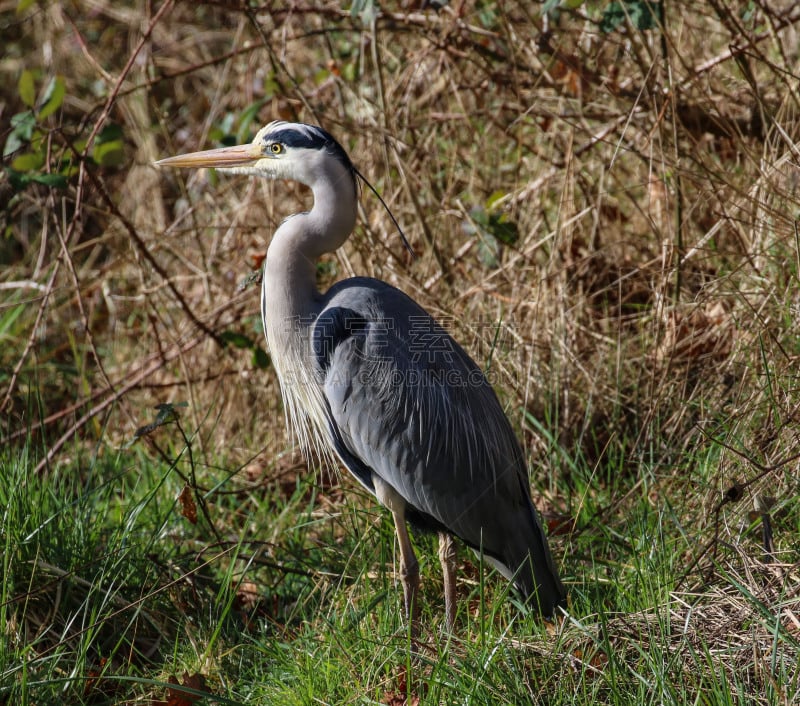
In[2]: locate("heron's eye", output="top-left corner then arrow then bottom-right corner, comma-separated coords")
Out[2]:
269,143 -> 283,155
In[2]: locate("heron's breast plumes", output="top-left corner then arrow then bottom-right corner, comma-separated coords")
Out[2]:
261,287 -> 336,466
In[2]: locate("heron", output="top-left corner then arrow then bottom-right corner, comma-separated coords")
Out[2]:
156,121 -> 566,629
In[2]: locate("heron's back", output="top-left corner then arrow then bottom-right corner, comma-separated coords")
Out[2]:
312,277 -> 566,614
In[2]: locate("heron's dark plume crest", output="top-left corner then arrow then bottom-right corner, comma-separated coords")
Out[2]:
262,121 -> 414,259
261,121 -> 356,182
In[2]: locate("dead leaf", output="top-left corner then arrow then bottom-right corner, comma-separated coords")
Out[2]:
234,579 -> 261,630
326,58 -> 341,77
152,672 -> 208,706
546,514 -> 577,536
570,647 -> 608,674
657,301 -> 734,363
383,693 -> 420,706
83,657 -> 122,699
383,666 -> 423,705
235,580 -> 260,611
551,58 -> 585,98
179,486 -> 197,524
648,177 -> 669,232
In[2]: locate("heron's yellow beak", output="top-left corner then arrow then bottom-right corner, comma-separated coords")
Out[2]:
155,143 -> 262,169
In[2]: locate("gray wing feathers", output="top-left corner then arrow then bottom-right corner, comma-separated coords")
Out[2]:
313,279 -> 565,614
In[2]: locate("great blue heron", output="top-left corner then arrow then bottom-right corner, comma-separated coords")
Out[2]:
157,121 -> 566,629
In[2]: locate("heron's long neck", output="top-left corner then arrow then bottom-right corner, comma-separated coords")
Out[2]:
263,174 -> 357,342
261,172 -> 357,458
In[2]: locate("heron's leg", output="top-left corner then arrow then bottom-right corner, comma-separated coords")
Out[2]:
438,532 -> 457,629
392,509 -> 420,629
373,477 -> 420,631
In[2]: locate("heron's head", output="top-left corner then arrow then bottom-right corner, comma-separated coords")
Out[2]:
156,121 -> 356,191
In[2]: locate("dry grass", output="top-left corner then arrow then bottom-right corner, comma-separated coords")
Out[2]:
2,0 -> 800,702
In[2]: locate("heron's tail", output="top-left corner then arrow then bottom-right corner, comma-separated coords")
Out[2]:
508,505 -> 567,618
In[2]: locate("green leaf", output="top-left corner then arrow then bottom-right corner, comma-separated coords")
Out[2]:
263,72 -> 280,98
28,130 -> 45,152
11,152 -> 44,171
220,331 -> 253,349
541,0 -> 562,15
341,62 -> 357,83
10,110 -> 36,133
5,168 -> 67,192
92,139 -> 125,167
60,164 -> 80,179
28,172 -> 68,188
207,126 -> 225,143
16,0 -> 36,13
601,0 -> 662,34
252,347 -> 270,369
350,0 -> 378,24
485,190 -> 507,210
4,111 -> 36,156
4,133 -> 25,158
468,204 -> 518,268
477,234 -> 501,269
216,113 -> 237,146
237,99 -> 267,144
37,76 -> 65,120
6,169 -> 29,192
487,213 -> 519,246
96,122 -> 124,144
18,70 -> 36,107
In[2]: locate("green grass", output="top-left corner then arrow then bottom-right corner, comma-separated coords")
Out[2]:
2,428 -> 796,704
